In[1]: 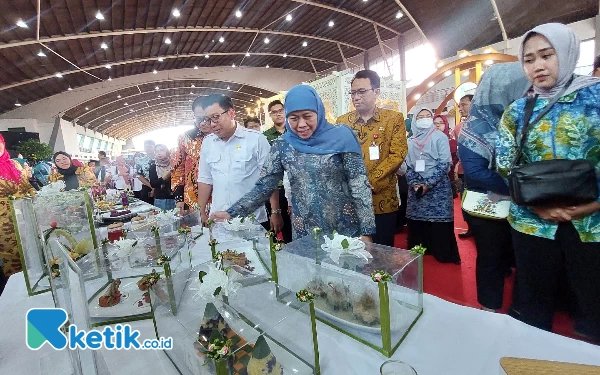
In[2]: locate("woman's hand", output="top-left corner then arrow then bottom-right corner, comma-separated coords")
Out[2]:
360,235 -> 373,243
210,211 -> 232,222
531,206 -> 573,222
564,201 -> 600,220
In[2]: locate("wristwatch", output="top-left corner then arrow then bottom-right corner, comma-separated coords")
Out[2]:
272,209 -> 282,214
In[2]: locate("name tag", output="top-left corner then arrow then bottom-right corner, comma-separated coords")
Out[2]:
369,145 -> 380,161
415,159 -> 425,172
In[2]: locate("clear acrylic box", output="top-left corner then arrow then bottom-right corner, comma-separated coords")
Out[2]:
150,261 -> 321,374
274,233 -> 423,357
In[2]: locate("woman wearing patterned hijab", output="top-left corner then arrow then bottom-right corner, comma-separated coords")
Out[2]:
496,23 -> 600,341
149,144 -> 175,210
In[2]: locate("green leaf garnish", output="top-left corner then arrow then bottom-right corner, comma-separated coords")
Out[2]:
341,238 -> 349,249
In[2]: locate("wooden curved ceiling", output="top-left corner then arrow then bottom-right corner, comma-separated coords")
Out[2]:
0,0 -> 412,139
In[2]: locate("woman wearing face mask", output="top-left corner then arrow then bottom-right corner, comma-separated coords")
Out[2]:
496,23 -> 600,341
149,144 -> 175,210
49,151 -> 97,190
210,84 -> 375,241
406,108 -> 460,264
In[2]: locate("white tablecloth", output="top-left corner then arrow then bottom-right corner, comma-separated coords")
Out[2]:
2,239 -> 600,375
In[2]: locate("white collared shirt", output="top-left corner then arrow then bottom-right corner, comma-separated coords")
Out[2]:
198,125 -> 270,223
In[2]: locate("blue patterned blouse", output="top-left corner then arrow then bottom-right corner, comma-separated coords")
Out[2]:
227,137 -> 376,239
405,162 -> 453,222
496,85 -> 600,242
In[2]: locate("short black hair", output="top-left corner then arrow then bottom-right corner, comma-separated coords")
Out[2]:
192,95 -> 204,111
594,55 -> 600,72
243,117 -> 261,127
352,69 -> 380,89
268,100 -> 284,112
200,94 -> 234,111
98,151 -> 106,157
460,94 -> 474,102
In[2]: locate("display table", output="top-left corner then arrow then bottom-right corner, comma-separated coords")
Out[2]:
2,239 -> 600,375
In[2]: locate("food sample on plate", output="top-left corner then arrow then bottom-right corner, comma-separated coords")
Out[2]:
110,209 -> 131,217
353,292 -> 380,326
137,269 -> 158,291
221,249 -> 255,274
98,279 -> 122,307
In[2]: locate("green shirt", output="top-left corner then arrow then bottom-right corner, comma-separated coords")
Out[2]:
263,126 -> 285,145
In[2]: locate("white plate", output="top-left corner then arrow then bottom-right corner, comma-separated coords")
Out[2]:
89,279 -> 151,318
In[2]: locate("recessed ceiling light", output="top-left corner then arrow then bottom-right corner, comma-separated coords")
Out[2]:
302,41 -> 307,47
484,48 -> 493,53
190,91 -> 193,95
95,11 -> 104,20
232,63 -> 235,67
194,65 -> 198,69
266,65 -> 269,68
172,9 -> 181,17
245,52 -> 250,57
286,14 -> 292,21
165,38 -> 172,44
413,94 -> 421,99
68,87 -> 73,91
105,64 -> 111,69
105,119 -> 109,122
362,0 -> 368,2
219,36 -> 225,43
444,71 -> 452,77
235,10 -> 242,18
462,70 -> 470,77
283,53 -> 287,58
259,91 -> 262,94
117,95 -> 121,98
158,94 -> 162,98
55,73 -> 63,78
396,11 -> 403,19
328,20 -> 335,27
427,81 -> 435,88
155,86 -> 159,90
264,37 -> 270,44
130,109 -> 134,112
205,54 -> 209,58
158,57 -> 164,62
153,69 -> 158,74
484,59 -> 494,65
15,102 -> 22,107
124,102 -> 128,106
101,42 -> 108,50
436,61 -> 444,68
459,52 -> 468,58
16,19 -> 28,28
37,50 -> 46,57
107,76 -> 112,81
227,86 -> 230,89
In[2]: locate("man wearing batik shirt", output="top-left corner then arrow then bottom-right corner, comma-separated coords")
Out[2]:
135,140 -> 155,205
172,96 -> 212,215
336,70 -> 407,247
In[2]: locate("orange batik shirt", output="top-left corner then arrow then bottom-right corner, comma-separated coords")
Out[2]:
171,128 -> 206,211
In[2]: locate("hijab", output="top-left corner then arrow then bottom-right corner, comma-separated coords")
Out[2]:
0,134 -> 22,185
459,62 -> 531,167
154,144 -> 171,178
519,23 -> 600,99
53,151 -> 79,190
406,107 -> 451,177
282,85 -> 362,155
433,114 -> 457,154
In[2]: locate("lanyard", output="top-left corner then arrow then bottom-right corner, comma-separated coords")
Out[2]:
413,129 -> 435,153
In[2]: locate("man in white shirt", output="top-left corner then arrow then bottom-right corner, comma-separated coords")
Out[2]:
197,95 -> 278,230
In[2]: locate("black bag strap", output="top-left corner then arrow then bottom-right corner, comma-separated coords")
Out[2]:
511,77 -> 574,168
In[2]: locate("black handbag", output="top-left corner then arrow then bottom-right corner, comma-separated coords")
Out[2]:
508,90 -> 599,207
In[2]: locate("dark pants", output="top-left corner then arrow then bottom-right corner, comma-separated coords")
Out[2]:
265,186 -> 293,243
0,267 -> 6,296
374,211 -> 398,247
133,190 -> 142,199
510,224 -> 600,340
141,185 -> 154,205
457,174 -> 470,228
469,214 -> 514,309
396,176 -> 408,230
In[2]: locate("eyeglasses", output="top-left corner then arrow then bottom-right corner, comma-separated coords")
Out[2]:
269,108 -> 284,116
195,110 -> 229,124
349,88 -> 375,97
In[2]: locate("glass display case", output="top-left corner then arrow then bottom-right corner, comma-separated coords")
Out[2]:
150,261 -> 321,375
9,197 -> 49,295
273,232 -> 423,357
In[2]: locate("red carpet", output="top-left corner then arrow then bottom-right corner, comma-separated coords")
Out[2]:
394,198 -> 582,342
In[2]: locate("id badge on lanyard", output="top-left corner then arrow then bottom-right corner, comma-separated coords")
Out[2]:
414,129 -> 434,172
369,141 -> 380,160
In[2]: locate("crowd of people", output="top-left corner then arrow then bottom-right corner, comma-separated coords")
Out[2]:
0,22 -> 598,343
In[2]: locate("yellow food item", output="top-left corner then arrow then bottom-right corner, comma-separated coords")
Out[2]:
73,238 -> 94,255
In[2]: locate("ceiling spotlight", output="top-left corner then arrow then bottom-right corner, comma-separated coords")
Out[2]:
190,91 -> 193,95
117,95 -> 121,98
105,119 -> 109,122
462,70 -> 470,77
219,36 -> 225,43
484,48 -> 493,54
396,11 -> 403,19
302,41 -> 307,47
191,84 -> 195,87
158,95 -> 162,98
101,42 -> 108,50
172,9 -> 181,17
413,94 -> 421,100
362,0 -> 368,2
158,57 -> 164,62
85,107 -> 89,110
194,65 -> 198,69
283,53 -> 287,58
265,65 -> 269,68
484,59 -> 494,65
227,86 -> 230,89
155,86 -> 159,90
286,14 -> 292,21
328,20 -> 334,27
16,19 -> 28,28
124,102 -> 128,106
55,73 -> 63,78
153,69 -> 158,74
232,63 -> 236,67
107,76 -> 112,81
165,38 -> 172,44
205,54 -> 209,58
245,52 -> 250,57
95,11 -> 104,20
264,37 -> 270,44
68,87 -> 73,91
130,109 -> 134,112
427,81 -> 435,88
105,64 -> 111,69
436,61 -> 444,68
15,102 -> 22,107
444,71 -> 452,77
235,10 -> 242,18
37,50 -> 46,57
459,51 -> 468,58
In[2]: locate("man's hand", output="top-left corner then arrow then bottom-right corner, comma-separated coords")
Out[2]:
564,201 -> 600,220
531,206 -> 572,222
210,211 -> 232,223
270,212 -> 284,233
